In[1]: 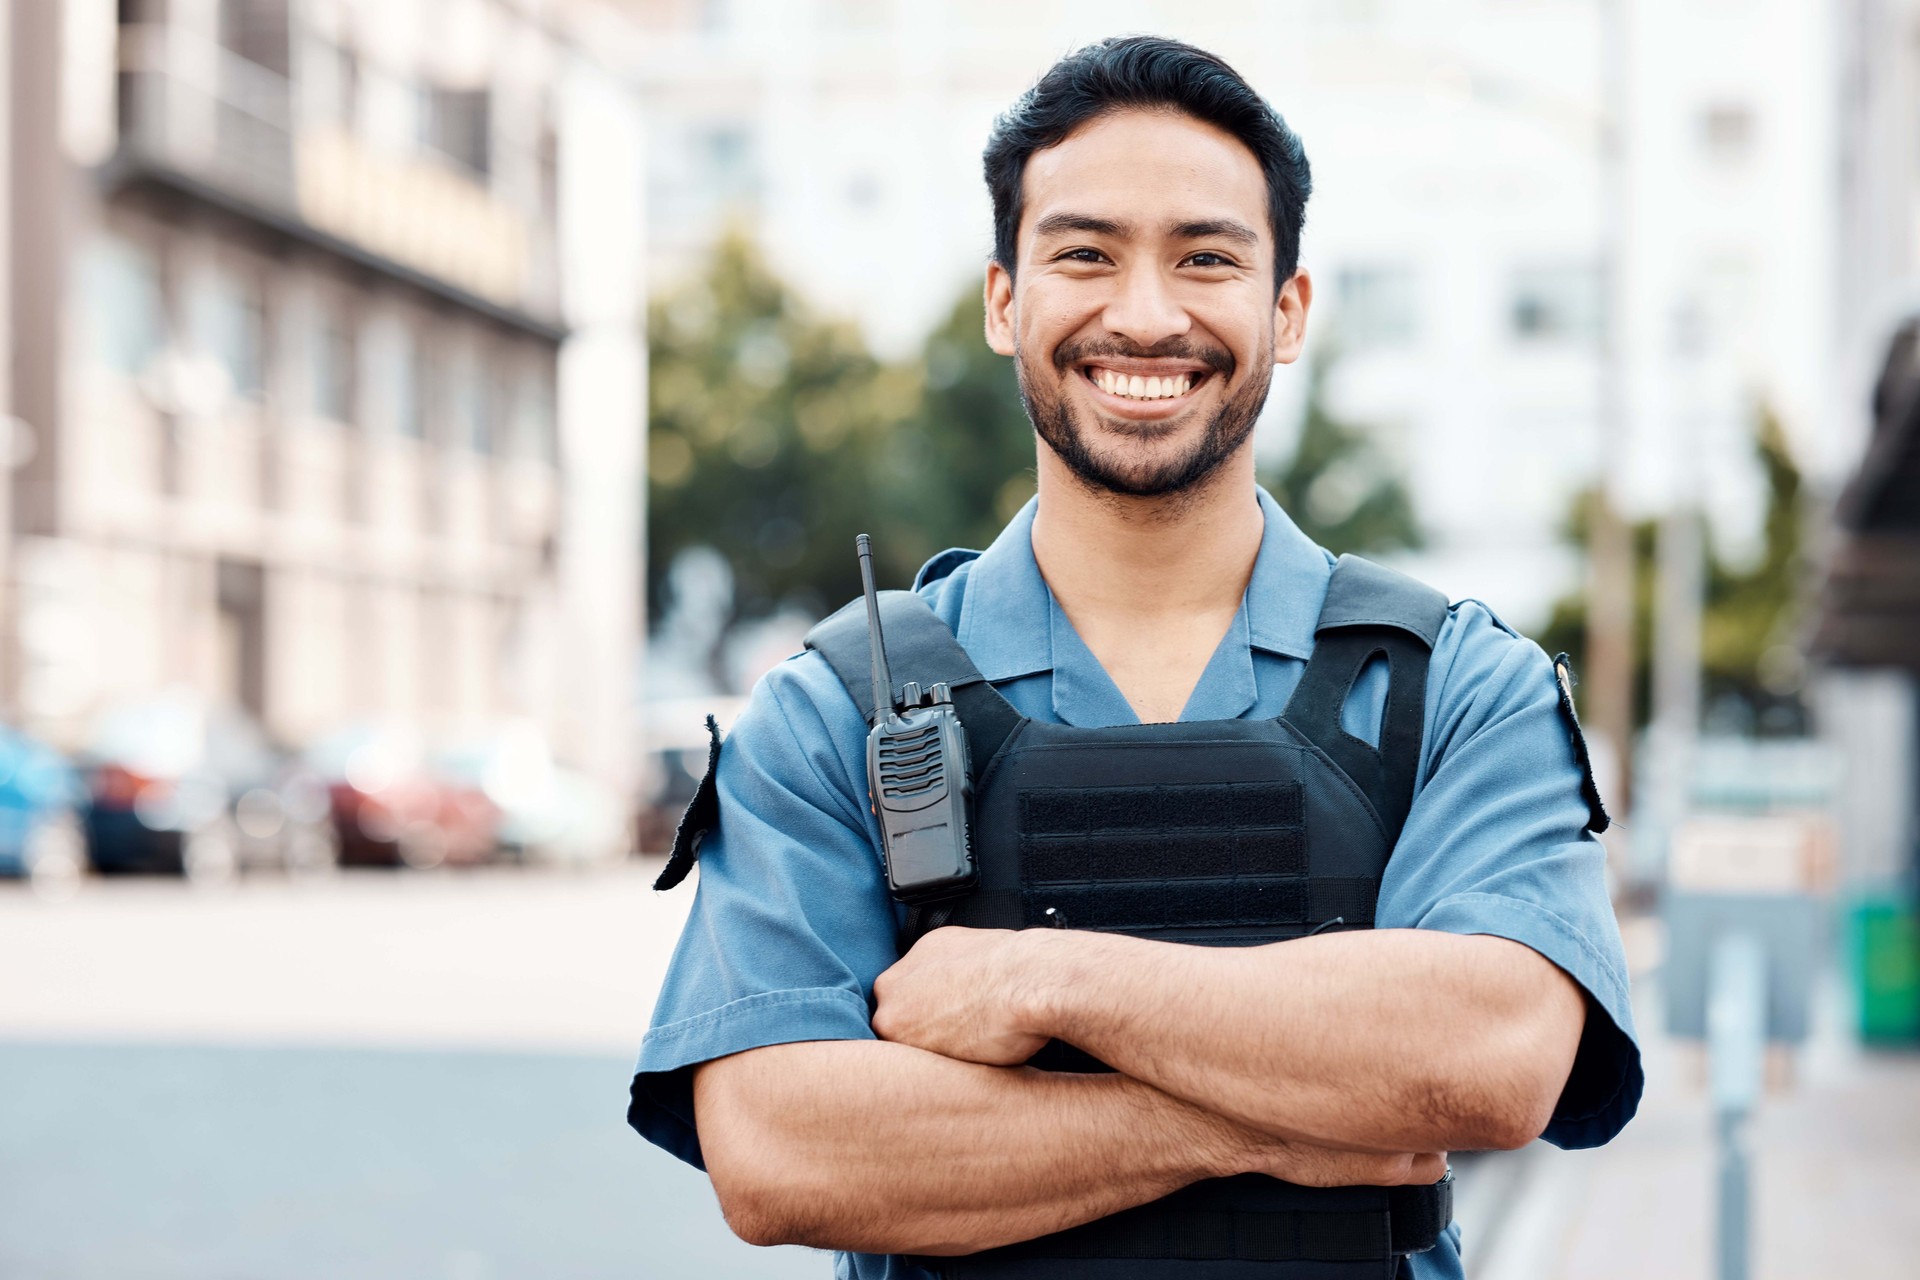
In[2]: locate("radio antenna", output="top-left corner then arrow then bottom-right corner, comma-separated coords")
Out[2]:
855,534 -> 894,721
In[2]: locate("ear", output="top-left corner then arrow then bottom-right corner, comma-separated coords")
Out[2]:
984,261 -> 1017,356
1273,268 -> 1313,366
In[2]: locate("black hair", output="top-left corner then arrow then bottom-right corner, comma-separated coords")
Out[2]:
982,36 -> 1311,288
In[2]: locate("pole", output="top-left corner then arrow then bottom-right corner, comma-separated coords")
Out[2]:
1650,301 -> 1707,872
1587,0 -> 1638,844
1707,931 -> 1766,1280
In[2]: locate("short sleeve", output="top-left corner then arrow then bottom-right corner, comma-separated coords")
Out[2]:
628,653 -> 900,1170
1375,602 -> 1643,1150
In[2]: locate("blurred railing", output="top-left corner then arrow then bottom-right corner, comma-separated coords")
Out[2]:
114,23 -> 557,324
117,22 -> 297,209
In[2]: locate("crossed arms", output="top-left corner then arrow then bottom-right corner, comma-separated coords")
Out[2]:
693,923 -> 1585,1254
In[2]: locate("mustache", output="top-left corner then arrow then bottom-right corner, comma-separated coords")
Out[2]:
1052,336 -> 1236,377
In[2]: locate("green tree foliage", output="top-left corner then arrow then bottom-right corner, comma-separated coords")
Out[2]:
876,291 -> 1037,573
646,233 -> 924,622
1258,353 -> 1423,555
1539,407 -> 1809,733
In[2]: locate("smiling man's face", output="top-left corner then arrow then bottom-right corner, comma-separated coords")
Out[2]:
985,108 -> 1311,499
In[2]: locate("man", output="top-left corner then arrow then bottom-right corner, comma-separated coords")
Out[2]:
631,36 -> 1640,1280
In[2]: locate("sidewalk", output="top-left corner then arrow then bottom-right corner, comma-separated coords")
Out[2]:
1472,917 -> 1920,1279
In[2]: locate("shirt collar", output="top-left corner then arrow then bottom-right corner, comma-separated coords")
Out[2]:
953,497 -> 1053,684
1244,485 -> 1335,661
951,486 -> 1335,722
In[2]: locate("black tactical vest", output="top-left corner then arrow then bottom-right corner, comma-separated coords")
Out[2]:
793,554 -> 1456,1279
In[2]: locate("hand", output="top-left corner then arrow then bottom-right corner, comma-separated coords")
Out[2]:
1238,1136 -> 1447,1188
871,926 -> 1051,1066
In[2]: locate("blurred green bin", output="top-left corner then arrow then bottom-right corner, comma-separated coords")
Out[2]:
1850,896 -> 1920,1045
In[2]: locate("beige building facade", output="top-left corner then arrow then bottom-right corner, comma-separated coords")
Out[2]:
5,0 -> 644,792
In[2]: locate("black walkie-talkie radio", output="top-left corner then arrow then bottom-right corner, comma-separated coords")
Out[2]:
855,534 -> 976,904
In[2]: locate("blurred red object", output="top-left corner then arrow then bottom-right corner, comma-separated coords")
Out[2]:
310,724 -> 497,869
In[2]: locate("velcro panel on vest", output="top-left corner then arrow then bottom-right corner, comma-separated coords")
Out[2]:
1013,779 -> 1385,932
963,1177 -> 1450,1266
1008,1208 -> 1390,1262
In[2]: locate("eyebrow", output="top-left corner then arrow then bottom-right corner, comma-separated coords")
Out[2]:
1170,219 -> 1260,248
1032,212 -> 1132,240
1030,212 -> 1261,249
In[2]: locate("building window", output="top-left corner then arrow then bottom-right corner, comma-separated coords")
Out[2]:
77,233 -> 164,377
519,367 -> 555,461
448,349 -> 486,452
308,305 -> 354,422
421,86 -> 491,178
1334,265 -> 1417,349
215,558 -> 267,718
366,319 -> 422,438
219,0 -> 291,75
314,41 -> 360,132
1701,103 -> 1754,166
487,369 -> 513,457
1510,263 -> 1602,344
188,266 -> 265,398
703,127 -> 757,202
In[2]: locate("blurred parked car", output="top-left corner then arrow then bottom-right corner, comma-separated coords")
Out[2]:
81,689 -> 336,879
306,724 -> 497,869
0,723 -> 85,883
435,721 -> 627,867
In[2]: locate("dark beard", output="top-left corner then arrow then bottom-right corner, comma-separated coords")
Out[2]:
1015,335 -> 1272,499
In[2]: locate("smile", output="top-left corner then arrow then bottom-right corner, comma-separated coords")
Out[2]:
1082,365 -> 1209,403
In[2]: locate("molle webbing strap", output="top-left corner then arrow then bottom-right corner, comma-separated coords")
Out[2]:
1282,555 -> 1449,843
962,1177 -> 1452,1265
804,590 -> 1024,774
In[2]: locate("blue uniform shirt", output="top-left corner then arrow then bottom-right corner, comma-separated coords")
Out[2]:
630,489 -> 1643,1280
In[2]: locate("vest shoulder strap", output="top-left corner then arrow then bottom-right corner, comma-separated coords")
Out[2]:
804,590 -> 1024,771
1283,555 -> 1450,843
1314,552 -> 1450,644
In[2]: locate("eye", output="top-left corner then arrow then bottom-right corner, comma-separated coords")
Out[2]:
1056,247 -> 1110,264
1183,251 -> 1238,268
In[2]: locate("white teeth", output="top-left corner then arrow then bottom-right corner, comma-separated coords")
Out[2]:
1092,368 -> 1197,399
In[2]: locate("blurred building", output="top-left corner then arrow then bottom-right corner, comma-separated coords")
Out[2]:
3,0 -> 645,789
618,0 -> 1834,630
1814,0 -> 1920,899
1814,319 -> 1919,897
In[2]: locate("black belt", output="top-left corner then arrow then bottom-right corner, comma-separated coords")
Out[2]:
967,1174 -> 1452,1265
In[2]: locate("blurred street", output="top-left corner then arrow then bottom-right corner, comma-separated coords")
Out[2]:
5,869 -> 1917,1279
1459,933 -> 1920,1280
0,865 -> 816,1280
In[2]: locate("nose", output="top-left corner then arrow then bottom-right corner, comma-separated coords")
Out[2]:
1099,263 -> 1191,349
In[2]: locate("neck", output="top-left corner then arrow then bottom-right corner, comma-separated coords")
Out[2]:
1029,446 -> 1264,624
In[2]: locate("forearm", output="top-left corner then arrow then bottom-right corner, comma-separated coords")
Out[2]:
694,1037 -> 1443,1255
1026,928 -> 1584,1153
693,1038 -> 1241,1254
